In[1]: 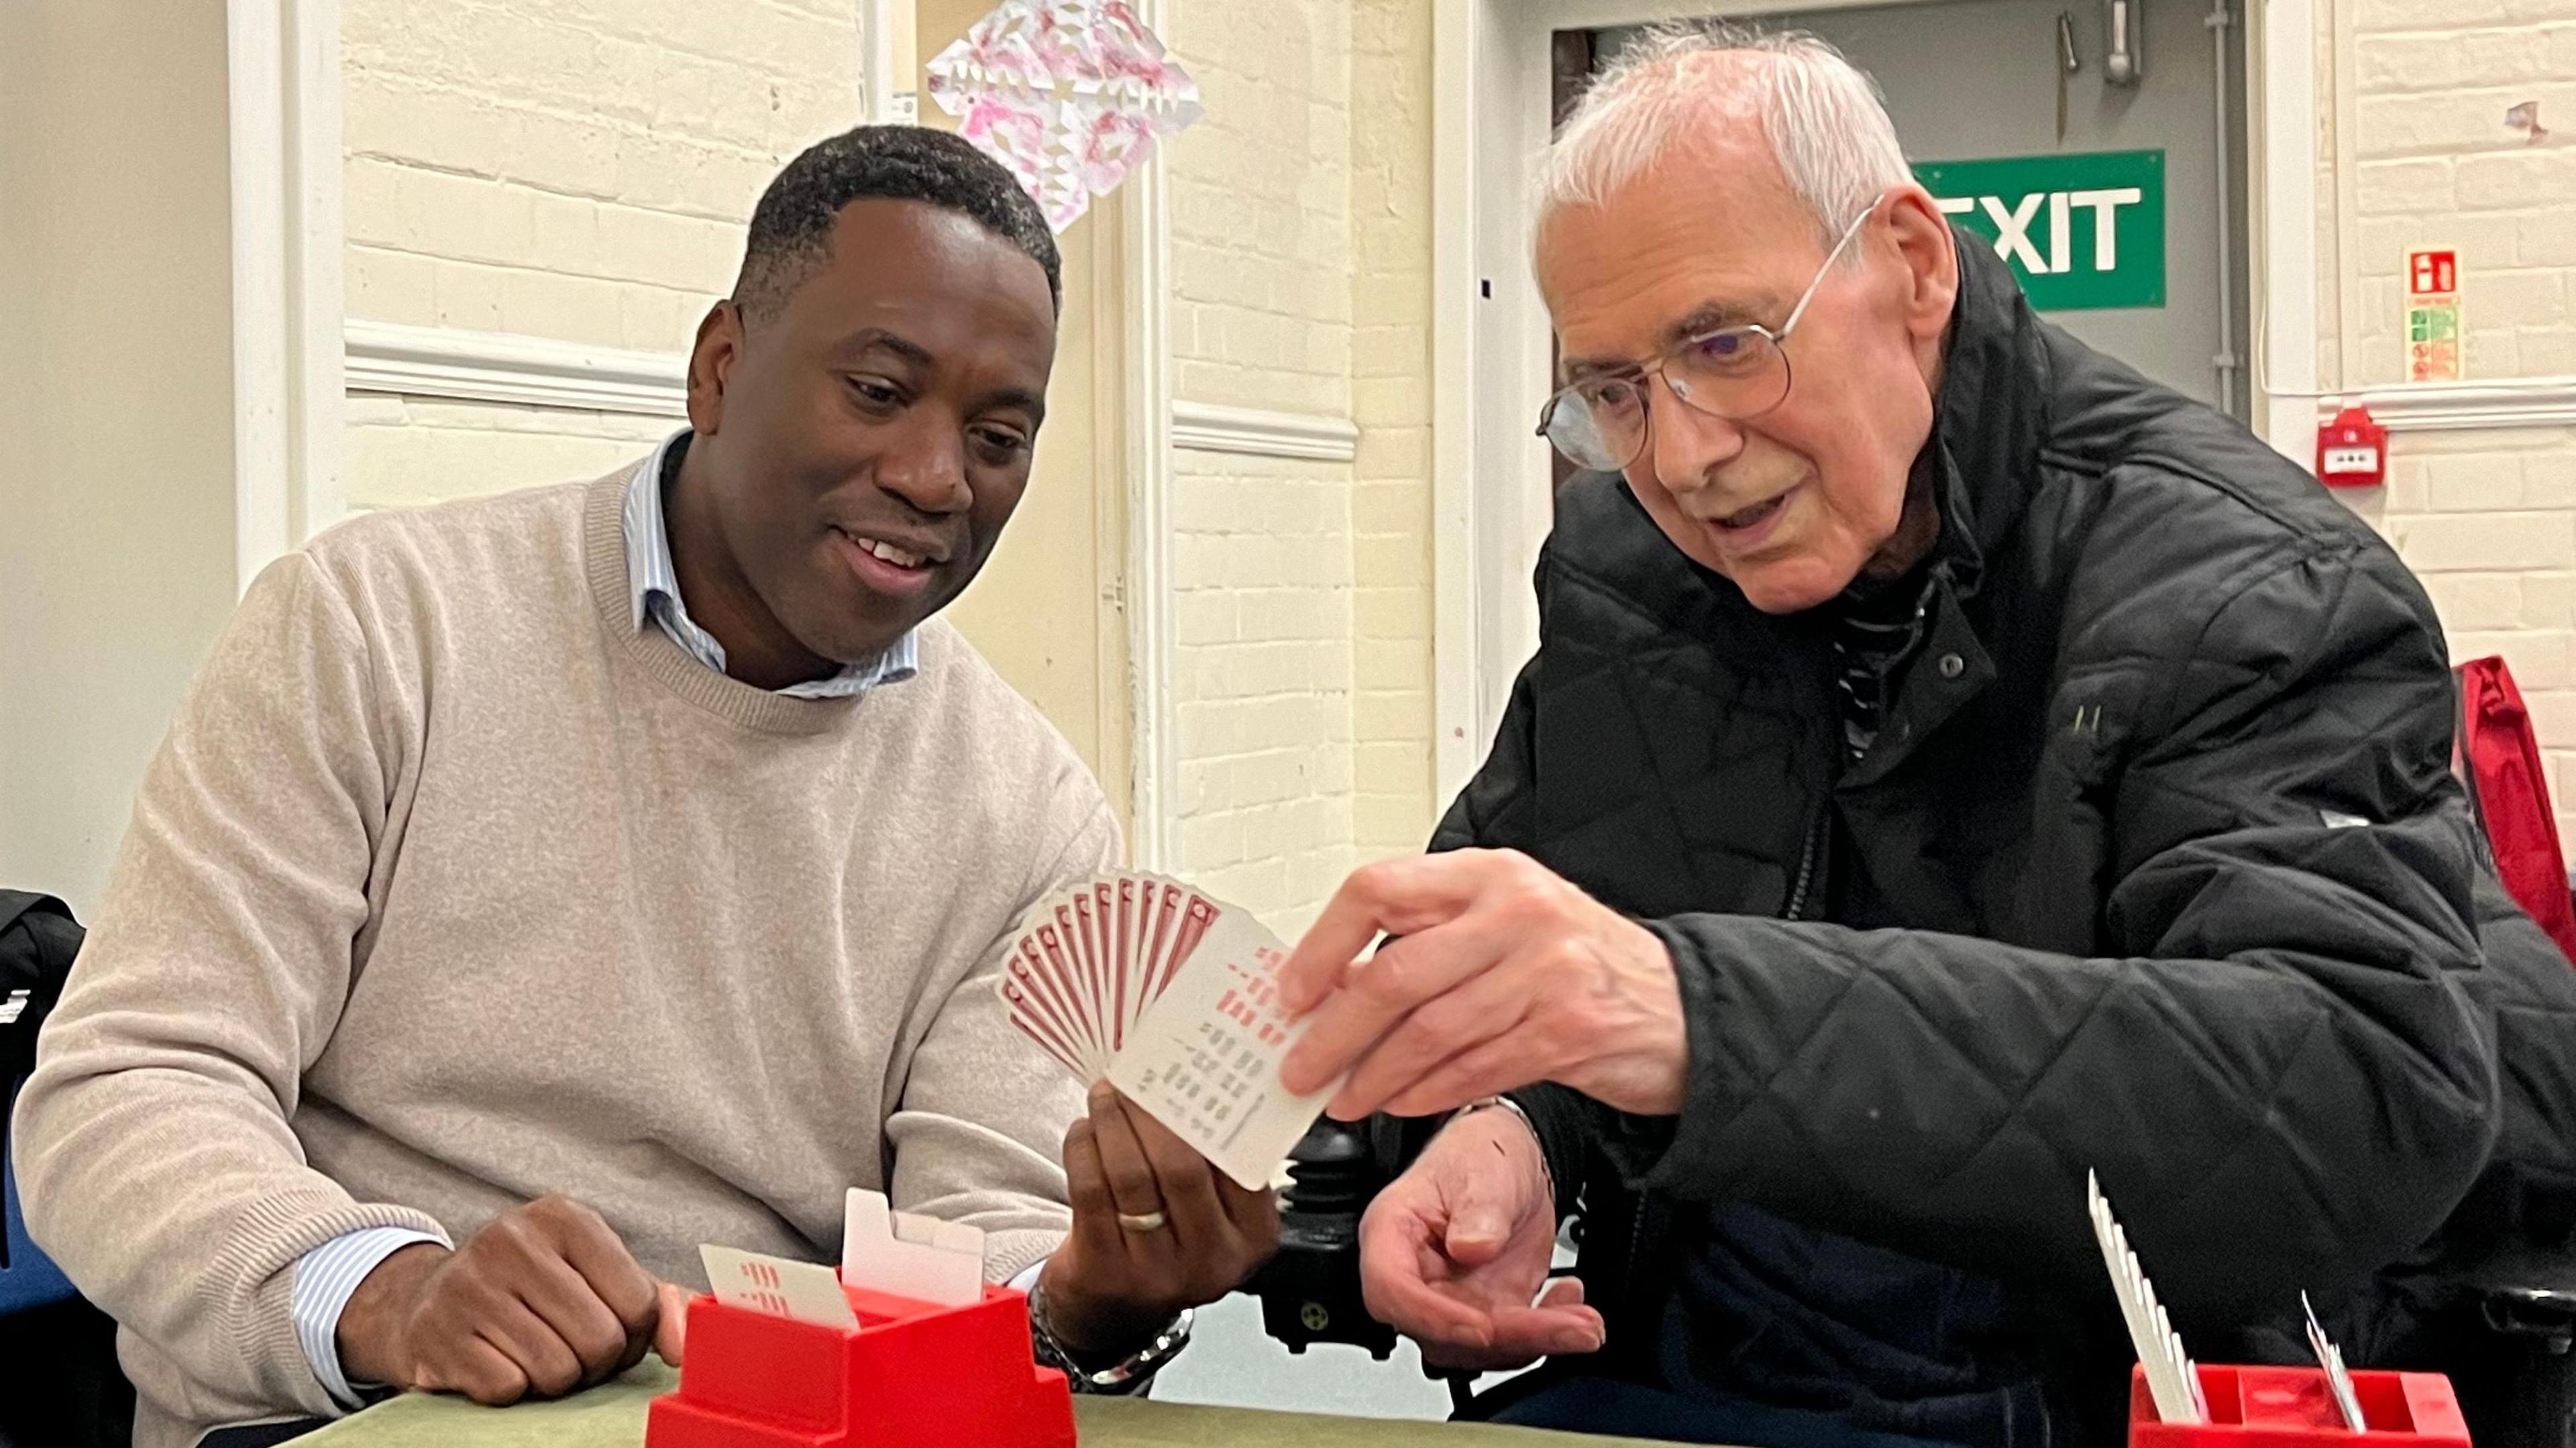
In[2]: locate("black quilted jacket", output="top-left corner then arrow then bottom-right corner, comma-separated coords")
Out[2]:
1441,242 -> 2560,1439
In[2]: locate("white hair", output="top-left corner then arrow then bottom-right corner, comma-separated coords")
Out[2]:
1536,22 -> 1913,249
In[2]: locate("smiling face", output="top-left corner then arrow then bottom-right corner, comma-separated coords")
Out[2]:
678,197 -> 1058,677
1535,124 -> 1959,614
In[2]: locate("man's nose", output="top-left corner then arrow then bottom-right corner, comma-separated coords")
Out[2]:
1646,384 -> 1748,496
874,414 -> 972,514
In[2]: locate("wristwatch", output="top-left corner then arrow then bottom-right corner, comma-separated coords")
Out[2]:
1024,1280 -> 1194,1394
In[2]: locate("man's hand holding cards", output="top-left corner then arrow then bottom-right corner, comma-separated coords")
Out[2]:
998,873 -> 1338,1190
998,874 -> 1338,1353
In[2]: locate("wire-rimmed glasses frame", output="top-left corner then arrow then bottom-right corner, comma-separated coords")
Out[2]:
1535,203 -> 1878,474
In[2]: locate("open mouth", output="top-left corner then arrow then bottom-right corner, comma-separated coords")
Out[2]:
830,526 -> 945,598
1713,492 -> 1791,533
847,533 -> 929,570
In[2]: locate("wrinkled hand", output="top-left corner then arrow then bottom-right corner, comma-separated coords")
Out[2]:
337,1195 -> 690,1405
1038,1084 -> 1281,1352
1277,849 -> 1687,1119
1361,1105 -> 1603,1372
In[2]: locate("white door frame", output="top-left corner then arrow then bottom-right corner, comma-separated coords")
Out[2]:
227,0 -> 347,592
1429,0 -> 2316,801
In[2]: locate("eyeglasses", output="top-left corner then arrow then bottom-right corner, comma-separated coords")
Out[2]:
1536,203 -> 1877,473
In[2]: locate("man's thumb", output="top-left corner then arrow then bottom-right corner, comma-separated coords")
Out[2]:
652,1281 -> 691,1366
1442,1186 -> 1517,1266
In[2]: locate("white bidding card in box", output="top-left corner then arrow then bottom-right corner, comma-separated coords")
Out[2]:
700,1245 -> 858,1331
841,1187 -> 985,1307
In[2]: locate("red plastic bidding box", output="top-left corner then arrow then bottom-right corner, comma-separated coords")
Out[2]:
646,1279 -> 1076,1448
2129,1364 -> 2471,1447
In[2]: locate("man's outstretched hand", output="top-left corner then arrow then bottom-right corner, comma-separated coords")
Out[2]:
1277,849 -> 1687,1120
1358,1105 -> 1603,1372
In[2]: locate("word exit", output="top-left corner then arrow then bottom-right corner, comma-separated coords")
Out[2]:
1936,189 -> 2145,274
1913,150 -> 2168,312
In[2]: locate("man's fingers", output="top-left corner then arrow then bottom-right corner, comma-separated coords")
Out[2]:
1360,1255 -> 1494,1349
509,1246 -> 634,1381
473,1292 -> 588,1398
1278,854 -> 1508,1016
529,1197 -> 659,1339
418,1334 -> 530,1405
1382,1024 -> 1554,1121
1356,1197 -> 1491,1349
1328,951 -> 1545,1119
1116,1095 -> 1235,1262
1536,1276 -> 1587,1311
1486,1299 -> 1607,1357
1061,1117 -> 1127,1254
1282,915 -> 1513,1102
1087,1085 -> 1170,1225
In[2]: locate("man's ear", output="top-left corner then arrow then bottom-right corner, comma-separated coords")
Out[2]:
1881,186 -> 1960,346
686,301 -> 744,435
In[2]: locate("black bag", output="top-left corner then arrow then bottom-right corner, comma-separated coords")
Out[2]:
0,890 -> 135,1448
2,891 -> 84,1274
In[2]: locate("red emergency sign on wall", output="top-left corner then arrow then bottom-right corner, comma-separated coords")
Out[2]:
2409,250 -> 2457,296
2316,406 -> 2387,490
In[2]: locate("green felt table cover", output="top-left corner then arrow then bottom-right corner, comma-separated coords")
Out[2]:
298,1363 -> 1691,1447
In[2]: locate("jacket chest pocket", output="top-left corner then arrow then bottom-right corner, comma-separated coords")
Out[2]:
2014,675 -> 2141,949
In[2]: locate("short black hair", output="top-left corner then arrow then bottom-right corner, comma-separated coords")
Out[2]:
733,125 -> 1061,322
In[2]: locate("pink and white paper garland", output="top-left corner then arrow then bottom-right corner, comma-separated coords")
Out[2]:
927,0 -> 1202,232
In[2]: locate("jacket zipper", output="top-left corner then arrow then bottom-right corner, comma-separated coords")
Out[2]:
1613,805 -> 1828,1344
1782,807 -> 1826,922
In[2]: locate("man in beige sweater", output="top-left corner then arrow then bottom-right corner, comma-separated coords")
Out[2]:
12,127 -> 1275,1447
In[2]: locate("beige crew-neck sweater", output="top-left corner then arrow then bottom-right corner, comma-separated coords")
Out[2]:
11,467 -> 1114,1447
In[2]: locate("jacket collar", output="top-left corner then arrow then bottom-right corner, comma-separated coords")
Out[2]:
1920,234 -> 2052,603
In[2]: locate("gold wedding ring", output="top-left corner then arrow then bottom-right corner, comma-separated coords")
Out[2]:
1115,1209 -> 1169,1233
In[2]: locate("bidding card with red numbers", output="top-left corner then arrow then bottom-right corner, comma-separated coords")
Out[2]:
997,873 -> 1336,1189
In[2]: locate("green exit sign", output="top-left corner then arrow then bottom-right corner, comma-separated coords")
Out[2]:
1914,150 -> 2166,312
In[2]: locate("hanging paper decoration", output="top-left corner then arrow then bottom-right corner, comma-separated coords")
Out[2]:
926,0 -> 1202,233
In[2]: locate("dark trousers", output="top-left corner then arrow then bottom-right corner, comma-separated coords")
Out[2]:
1481,1374 -> 1966,1448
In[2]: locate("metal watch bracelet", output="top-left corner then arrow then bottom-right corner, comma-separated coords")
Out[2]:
1458,1093 -> 1556,1209
1024,1280 -> 1193,1394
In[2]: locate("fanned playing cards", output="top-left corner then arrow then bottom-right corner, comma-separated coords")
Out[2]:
998,873 -> 1335,1190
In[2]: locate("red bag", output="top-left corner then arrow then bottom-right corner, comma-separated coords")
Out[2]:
2453,656 -> 2576,963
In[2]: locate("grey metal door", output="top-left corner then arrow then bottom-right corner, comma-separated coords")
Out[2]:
1597,0 -> 2250,416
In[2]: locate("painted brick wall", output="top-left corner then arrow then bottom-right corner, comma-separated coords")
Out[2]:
1157,0 -> 1444,931
339,0 -> 861,507
2319,0 -> 2576,843
1162,0 -> 1365,931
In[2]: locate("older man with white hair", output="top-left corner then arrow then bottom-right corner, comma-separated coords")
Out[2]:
1272,24 -> 2573,1448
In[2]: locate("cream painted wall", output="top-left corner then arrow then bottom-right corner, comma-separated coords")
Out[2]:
0,1 -> 244,913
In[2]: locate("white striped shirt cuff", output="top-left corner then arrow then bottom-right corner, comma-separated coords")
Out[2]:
292,1226 -> 447,1408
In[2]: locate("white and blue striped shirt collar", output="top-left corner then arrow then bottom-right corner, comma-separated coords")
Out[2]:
623,432 -> 918,700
